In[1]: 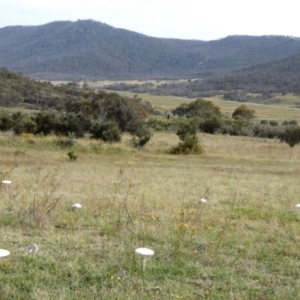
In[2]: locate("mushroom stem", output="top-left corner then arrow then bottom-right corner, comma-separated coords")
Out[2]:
142,256 -> 147,270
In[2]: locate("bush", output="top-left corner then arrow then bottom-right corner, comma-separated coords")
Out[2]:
55,113 -> 92,137
131,125 -> 153,148
200,117 -> 222,134
254,125 -> 284,139
0,110 -> 13,131
170,134 -> 204,155
269,120 -> 278,126
67,151 -> 77,161
90,121 -> 121,142
34,112 -> 58,135
147,118 -> 168,131
176,122 -> 197,141
232,105 -> 255,120
279,126 -> 300,147
13,115 -> 37,135
282,120 -> 298,126
260,120 -> 268,125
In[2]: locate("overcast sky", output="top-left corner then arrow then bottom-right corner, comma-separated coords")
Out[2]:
0,0 -> 299,41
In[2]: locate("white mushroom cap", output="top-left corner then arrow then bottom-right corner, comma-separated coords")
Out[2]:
135,247 -> 154,256
72,203 -> 82,209
0,249 -> 10,258
27,243 -> 38,254
2,180 -> 11,185
295,204 -> 300,208
199,198 -> 207,203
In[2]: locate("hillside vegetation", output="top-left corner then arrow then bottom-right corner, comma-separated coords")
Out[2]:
103,52 -> 300,98
1,20 -> 300,81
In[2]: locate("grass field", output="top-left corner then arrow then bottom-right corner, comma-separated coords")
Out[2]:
1,127 -> 300,299
98,89 -> 300,123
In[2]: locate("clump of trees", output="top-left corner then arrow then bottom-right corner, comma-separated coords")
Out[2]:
0,89 -> 154,147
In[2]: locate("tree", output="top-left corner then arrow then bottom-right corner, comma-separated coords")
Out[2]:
89,91 -> 148,134
172,98 -> 221,120
232,105 -> 255,120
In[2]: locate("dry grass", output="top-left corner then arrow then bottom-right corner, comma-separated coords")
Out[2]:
0,131 -> 300,299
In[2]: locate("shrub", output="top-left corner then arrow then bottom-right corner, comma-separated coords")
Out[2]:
282,120 -> 298,126
131,125 -> 153,148
0,110 -> 13,131
269,120 -> 278,126
170,134 -> 204,155
55,113 -> 92,137
67,151 -> 77,161
200,117 -> 222,134
90,121 -> 121,142
34,111 -> 58,135
13,115 -> 37,135
232,105 -> 255,120
254,125 -> 284,139
279,126 -> 300,147
147,118 -> 168,131
260,120 -> 269,125
176,122 -> 197,141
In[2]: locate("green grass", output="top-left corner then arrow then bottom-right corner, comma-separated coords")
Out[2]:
0,130 -> 300,299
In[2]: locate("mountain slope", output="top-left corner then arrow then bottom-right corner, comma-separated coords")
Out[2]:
0,20 -> 300,80
208,52 -> 300,93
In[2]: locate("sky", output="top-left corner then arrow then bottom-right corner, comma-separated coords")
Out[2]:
0,0 -> 299,41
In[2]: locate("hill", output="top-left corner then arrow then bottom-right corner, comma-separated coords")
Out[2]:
104,52 -> 300,98
1,20 -> 300,80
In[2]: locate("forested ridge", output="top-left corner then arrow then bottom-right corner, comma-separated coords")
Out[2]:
1,19 -> 300,80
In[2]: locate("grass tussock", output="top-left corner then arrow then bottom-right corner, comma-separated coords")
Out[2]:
0,131 -> 300,299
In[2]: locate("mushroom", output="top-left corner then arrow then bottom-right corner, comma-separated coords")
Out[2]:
2,180 -> 11,190
199,198 -> 207,203
72,203 -> 82,210
295,204 -> 300,209
135,247 -> 154,270
2,180 -> 11,185
27,243 -> 38,254
0,249 -> 10,260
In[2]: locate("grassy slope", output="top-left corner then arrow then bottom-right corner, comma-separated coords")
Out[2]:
0,129 -> 300,299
